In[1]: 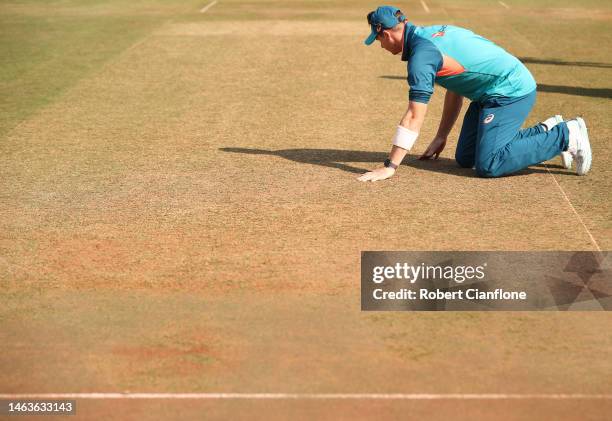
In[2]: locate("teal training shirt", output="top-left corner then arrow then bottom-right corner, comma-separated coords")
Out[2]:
401,23 -> 537,104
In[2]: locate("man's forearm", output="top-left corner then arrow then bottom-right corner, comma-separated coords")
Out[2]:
399,104 -> 426,132
436,90 -> 463,139
388,145 -> 408,165
390,101 -> 428,165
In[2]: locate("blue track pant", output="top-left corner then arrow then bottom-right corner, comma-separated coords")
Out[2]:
455,90 -> 569,177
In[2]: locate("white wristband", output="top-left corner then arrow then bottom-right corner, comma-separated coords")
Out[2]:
392,125 -> 418,151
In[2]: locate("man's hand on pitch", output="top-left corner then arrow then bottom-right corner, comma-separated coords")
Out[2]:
357,167 -> 396,182
419,136 -> 447,160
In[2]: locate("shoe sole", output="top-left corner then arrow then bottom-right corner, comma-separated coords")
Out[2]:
575,117 -> 591,175
561,151 -> 573,169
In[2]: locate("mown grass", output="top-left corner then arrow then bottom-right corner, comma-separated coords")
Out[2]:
0,0 -> 202,137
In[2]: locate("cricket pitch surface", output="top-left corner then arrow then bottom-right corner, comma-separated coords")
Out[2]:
1,0 -> 611,419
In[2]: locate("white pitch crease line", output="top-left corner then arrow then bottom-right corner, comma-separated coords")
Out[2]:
498,1 -> 510,9
544,165 -> 602,252
1,393 -> 612,400
420,0 -> 431,13
200,0 -> 218,13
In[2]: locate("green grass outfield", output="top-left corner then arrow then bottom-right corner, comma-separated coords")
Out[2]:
1,1 -> 611,419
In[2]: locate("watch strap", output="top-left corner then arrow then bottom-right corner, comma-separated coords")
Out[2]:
384,159 -> 398,170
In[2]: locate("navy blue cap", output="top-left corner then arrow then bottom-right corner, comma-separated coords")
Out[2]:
364,6 -> 406,45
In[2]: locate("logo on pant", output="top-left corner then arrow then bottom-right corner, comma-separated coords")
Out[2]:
483,114 -> 495,124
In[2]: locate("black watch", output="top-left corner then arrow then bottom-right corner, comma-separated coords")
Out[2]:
384,159 -> 398,170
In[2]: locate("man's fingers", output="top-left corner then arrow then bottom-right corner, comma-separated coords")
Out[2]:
371,172 -> 393,182
420,138 -> 447,161
357,172 -> 375,182
358,167 -> 394,182
420,144 -> 438,160
435,141 -> 446,159
357,172 -> 387,182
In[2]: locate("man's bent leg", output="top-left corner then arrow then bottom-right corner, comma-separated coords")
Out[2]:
455,101 -> 480,168
475,91 -> 569,177
516,124 -> 546,139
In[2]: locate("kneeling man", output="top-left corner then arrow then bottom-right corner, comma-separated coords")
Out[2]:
358,6 -> 591,182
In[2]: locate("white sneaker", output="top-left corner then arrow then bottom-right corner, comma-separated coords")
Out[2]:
541,115 -> 573,169
561,150 -> 573,169
566,117 -> 592,176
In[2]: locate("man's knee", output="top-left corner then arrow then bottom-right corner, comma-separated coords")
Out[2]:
475,159 -> 503,178
455,151 -> 474,169
475,166 -> 495,178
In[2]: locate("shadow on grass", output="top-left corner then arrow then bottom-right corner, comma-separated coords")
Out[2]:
379,75 -> 405,81
379,76 -> 612,99
219,147 -> 570,177
537,84 -> 612,99
518,57 -> 612,69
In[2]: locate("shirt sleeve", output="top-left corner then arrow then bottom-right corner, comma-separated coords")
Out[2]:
407,37 -> 443,104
